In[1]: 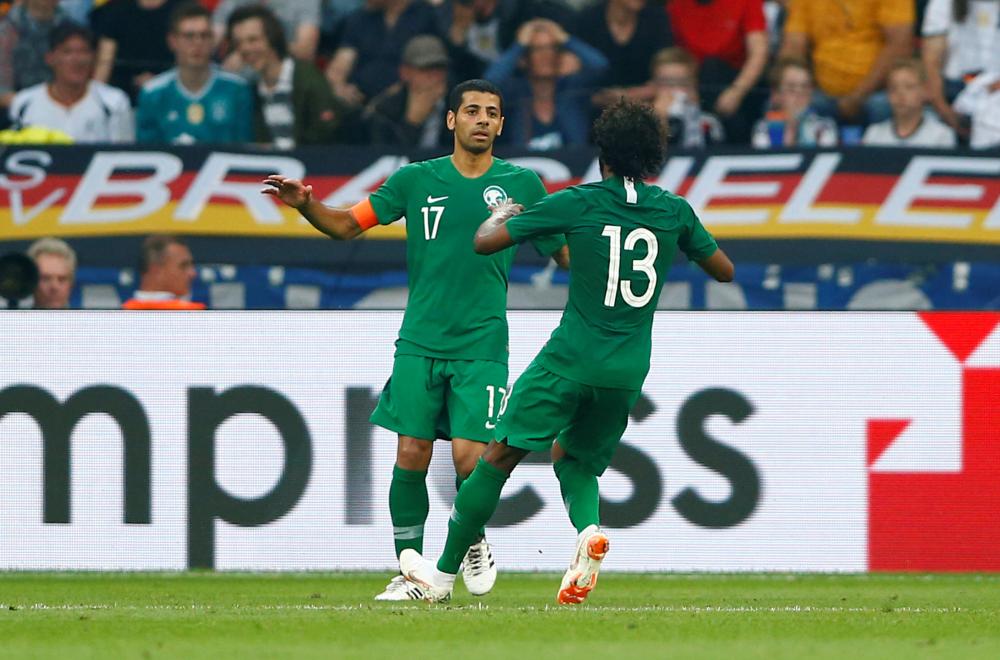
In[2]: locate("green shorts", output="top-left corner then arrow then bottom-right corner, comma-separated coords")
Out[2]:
495,359 -> 640,476
370,354 -> 509,443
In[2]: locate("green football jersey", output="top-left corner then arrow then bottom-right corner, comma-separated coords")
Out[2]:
368,155 -> 565,362
505,175 -> 718,390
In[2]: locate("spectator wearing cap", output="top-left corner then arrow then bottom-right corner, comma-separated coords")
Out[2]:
325,0 -> 440,108
228,4 -> 344,148
485,18 -> 609,150
27,237 -> 76,309
214,0 -> 322,72
9,22 -> 134,143
780,0 -> 914,123
862,59 -> 956,148
135,2 -> 252,144
122,234 -> 205,310
0,0 -> 68,120
363,34 -> 452,148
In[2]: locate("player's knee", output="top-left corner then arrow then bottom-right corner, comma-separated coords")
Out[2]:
396,437 -> 433,470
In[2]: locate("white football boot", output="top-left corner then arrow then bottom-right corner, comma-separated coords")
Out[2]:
557,524 -> 609,605
461,538 -> 497,596
373,575 -> 428,601
399,549 -> 455,603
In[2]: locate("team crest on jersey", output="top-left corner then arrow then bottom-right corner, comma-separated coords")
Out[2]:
483,185 -> 508,208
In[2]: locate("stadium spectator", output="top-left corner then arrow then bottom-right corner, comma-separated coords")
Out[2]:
228,4 -> 343,148
577,0 -> 674,108
441,0 -> 576,81
122,234 -> 205,310
484,18 -> 609,149
0,0 -> 68,119
649,47 -> 724,149
27,237 -> 76,309
666,0 -> 768,142
363,35 -> 452,148
921,0 -> 1000,133
135,2 -> 252,144
953,71 -> 1000,149
780,0 -> 914,123
91,0 -> 183,103
9,22 -> 134,143
862,59 -> 956,148
214,0 -> 321,70
751,56 -> 837,148
324,0 -> 440,107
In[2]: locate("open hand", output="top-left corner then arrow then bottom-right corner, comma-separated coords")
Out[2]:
261,175 -> 313,210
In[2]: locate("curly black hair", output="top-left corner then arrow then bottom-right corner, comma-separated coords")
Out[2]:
592,99 -> 667,181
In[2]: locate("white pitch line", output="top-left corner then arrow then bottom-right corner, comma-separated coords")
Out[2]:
0,603 -> 970,614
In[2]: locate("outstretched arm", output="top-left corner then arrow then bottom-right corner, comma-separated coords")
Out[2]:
262,175 -> 366,240
474,200 -> 524,254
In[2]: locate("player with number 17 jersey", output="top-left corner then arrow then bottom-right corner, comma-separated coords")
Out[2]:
354,156 -> 563,363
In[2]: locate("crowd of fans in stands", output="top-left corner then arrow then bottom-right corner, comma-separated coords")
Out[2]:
0,0 -> 998,150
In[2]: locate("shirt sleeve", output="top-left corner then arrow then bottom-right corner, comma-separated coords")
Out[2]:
921,0 -> 950,36
518,171 -> 567,256
367,164 -> 413,225
743,0 -> 767,33
878,0 -> 914,27
505,188 -> 579,244
677,200 -> 718,262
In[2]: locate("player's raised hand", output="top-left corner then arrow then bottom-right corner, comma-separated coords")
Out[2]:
261,175 -> 313,210
489,198 -> 524,223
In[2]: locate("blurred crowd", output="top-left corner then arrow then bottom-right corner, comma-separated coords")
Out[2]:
0,0 -> 998,152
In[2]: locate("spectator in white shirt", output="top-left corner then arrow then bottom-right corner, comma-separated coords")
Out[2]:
921,0 -> 1000,132
863,59 -> 957,148
8,22 -> 133,143
953,71 -> 1000,149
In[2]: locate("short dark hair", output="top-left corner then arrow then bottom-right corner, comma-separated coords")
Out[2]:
768,56 -> 813,90
139,235 -> 187,275
447,79 -> 504,116
168,1 -> 212,34
227,5 -> 288,59
592,100 -> 667,181
49,21 -> 95,52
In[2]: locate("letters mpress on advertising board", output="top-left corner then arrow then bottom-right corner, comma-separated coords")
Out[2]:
1,311 -> 998,571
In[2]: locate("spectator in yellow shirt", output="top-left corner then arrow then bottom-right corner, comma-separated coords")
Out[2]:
779,0 -> 913,123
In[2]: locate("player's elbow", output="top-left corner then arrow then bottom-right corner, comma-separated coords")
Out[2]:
473,234 -> 493,254
715,264 -> 735,283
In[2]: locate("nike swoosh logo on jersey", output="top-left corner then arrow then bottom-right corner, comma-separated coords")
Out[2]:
426,195 -> 449,204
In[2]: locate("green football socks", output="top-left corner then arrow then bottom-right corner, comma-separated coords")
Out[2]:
455,473 -> 487,540
554,456 -> 601,533
438,458 -> 508,574
389,465 -> 429,557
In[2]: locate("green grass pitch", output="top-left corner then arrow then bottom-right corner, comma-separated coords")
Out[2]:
2,573 -> 999,658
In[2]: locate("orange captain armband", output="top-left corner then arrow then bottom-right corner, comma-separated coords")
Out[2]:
351,198 -> 379,231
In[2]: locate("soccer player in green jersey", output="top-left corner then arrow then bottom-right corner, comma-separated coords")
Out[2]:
398,99 -> 734,604
262,79 -> 568,601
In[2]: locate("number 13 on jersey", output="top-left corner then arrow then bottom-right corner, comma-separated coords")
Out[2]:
602,225 -> 658,308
